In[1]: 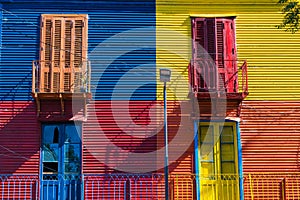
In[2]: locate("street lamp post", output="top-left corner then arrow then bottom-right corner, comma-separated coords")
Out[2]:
159,68 -> 171,200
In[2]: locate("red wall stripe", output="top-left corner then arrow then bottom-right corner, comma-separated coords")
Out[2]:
0,101 -> 39,174
0,100 -> 194,176
241,101 -> 300,172
83,100 -> 194,174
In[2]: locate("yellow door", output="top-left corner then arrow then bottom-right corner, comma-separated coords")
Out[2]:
198,122 -> 240,200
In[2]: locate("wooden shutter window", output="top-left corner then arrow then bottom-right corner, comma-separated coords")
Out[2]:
192,17 -> 236,92
192,18 -> 205,90
216,21 -> 224,68
74,20 -> 83,68
64,20 -> 72,68
54,20 -> 62,65
192,18 -> 217,90
44,19 -> 52,63
39,14 -> 87,93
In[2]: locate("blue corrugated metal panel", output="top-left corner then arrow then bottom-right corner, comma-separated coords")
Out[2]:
0,1 -> 156,100
2,1 -> 155,12
0,4 -> 2,65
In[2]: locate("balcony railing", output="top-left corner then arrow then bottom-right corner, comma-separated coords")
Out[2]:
32,60 -> 91,95
0,174 -> 196,200
2,173 -> 300,199
243,173 -> 300,200
189,59 -> 248,99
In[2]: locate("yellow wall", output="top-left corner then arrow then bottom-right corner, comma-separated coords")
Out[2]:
156,0 -> 300,100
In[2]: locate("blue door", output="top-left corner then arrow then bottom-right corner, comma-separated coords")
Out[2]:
41,123 -> 82,200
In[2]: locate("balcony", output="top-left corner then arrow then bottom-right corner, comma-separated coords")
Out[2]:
32,60 -> 91,98
32,60 -> 91,117
189,59 -> 248,101
1,173 -> 299,199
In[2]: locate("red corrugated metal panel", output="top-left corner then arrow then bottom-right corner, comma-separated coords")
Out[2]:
240,101 -> 300,172
83,100 -> 194,174
170,154 -> 193,174
38,99 -> 85,121
197,100 -> 240,118
0,101 -> 39,174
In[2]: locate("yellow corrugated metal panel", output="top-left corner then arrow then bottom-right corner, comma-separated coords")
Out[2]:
236,12 -> 300,100
156,15 -> 191,101
156,0 -> 300,100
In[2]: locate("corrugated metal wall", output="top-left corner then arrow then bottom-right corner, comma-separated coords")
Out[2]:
0,0 -> 198,176
156,0 -> 300,101
0,101 -> 39,174
241,101 -> 300,172
83,101 -> 158,174
236,13 -> 300,100
83,100 -> 194,174
0,0 -> 157,176
0,0 -> 194,181
156,2 -> 300,199
1,1 -> 156,101
2,0 -> 300,194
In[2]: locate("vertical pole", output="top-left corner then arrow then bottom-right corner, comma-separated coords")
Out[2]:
194,120 -> 200,200
237,122 -> 244,200
164,81 -> 169,200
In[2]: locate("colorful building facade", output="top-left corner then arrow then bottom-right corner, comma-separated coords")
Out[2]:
1,0 -> 300,199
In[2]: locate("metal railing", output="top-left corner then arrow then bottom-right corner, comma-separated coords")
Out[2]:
0,175 -> 38,200
2,173 -> 300,199
243,173 -> 300,200
199,174 -> 241,200
189,59 -> 248,95
32,60 -> 91,94
85,174 -> 195,200
0,174 -> 194,200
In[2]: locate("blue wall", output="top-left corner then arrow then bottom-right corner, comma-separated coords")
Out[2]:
0,0 -> 156,101
0,4 -> 2,75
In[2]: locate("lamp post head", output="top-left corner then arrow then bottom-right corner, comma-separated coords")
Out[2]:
160,68 -> 171,82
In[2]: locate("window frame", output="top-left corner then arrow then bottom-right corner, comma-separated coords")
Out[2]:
191,17 -> 238,92
198,121 -> 239,175
41,122 -> 83,176
196,121 -> 240,200
39,14 -> 88,93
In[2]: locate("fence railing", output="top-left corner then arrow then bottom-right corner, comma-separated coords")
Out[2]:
189,59 -> 248,95
243,173 -> 300,200
199,174 -> 241,200
2,173 -> 300,199
0,175 -> 38,200
32,60 -> 91,94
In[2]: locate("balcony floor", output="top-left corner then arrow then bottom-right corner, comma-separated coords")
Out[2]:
32,92 -> 92,100
194,91 -> 248,101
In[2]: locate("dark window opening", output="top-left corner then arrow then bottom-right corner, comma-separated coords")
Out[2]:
53,127 -> 59,143
43,162 -> 58,173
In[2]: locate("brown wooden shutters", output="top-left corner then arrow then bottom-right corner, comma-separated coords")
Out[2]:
39,14 -> 87,93
192,17 -> 237,92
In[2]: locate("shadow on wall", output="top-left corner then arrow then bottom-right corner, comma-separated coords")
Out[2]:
0,101 -> 40,174
0,71 -> 33,102
83,100 -> 194,174
240,101 -> 300,172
